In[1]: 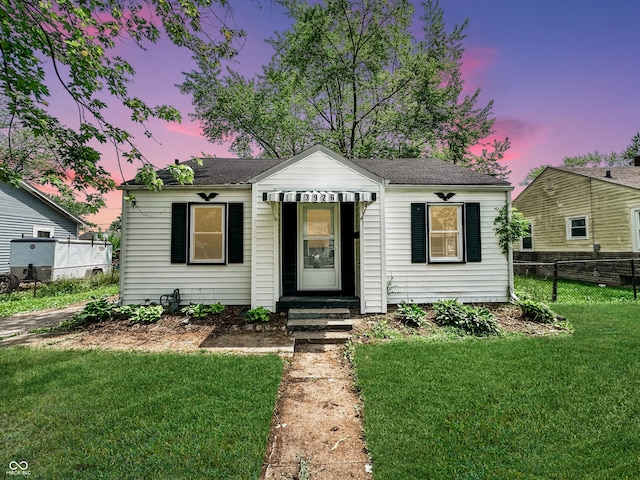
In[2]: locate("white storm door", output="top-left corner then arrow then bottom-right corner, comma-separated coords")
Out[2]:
298,204 -> 341,291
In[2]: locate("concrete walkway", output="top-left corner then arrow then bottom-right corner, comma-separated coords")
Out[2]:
0,305 -> 85,341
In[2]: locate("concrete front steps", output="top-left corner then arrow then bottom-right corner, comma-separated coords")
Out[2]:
287,308 -> 353,344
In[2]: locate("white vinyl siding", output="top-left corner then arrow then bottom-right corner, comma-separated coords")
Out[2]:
119,149 -> 511,312
253,150 -> 385,313
251,192 -> 280,311
385,188 -> 510,304
120,188 -> 252,306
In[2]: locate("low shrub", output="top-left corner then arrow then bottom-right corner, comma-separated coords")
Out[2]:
126,304 -> 164,324
433,299 -> 500,336
516,299 -> 557,323
395,301 -> 427,327
57,299 -> 164,331
74,297 -> 119,324
35,297 -> 118,332
246,306 -> 271,323
180,302 -> 225,318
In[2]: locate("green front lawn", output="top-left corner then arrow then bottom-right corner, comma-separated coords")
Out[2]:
354,303 -> 640,479
0,349 -> 283,479
0,273 -> 119,317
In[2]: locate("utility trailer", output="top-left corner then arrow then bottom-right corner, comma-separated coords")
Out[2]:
0,238 -> 112,293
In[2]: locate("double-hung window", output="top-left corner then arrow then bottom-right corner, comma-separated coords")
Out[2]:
411,202 -> 481,264
170,202 -> 244,265
190,204 -> 225,263
566,215 -> 588,240
520,223 -> 533,251
429,204 -> 463,262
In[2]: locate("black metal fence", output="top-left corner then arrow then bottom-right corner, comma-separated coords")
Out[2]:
514,258 -> 638,303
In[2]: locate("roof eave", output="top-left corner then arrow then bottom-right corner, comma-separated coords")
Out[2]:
388,183 -> 513,191
118,183 -> 253,191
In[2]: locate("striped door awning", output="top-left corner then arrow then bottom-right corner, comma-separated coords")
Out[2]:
262,191 -> 376,203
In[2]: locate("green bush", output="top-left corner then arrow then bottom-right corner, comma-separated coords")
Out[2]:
74,297 -> 119,324
516,299 -> 557,323
246,306 -> 271,323
180,302 -> 225,318
433,299 -> 500,336
395,301 -> 427,327
64,299 -> 163,330
36,297 -> 119,332
126,305 -> 164,324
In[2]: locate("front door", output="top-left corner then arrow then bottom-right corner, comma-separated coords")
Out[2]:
298,204 -> 341,291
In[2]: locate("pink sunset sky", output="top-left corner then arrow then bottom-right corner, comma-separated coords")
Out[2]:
51,0 -> 639,230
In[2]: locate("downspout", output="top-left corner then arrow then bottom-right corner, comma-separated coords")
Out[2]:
506,189 -> 517,302
118,189 -> 127,305
589,177 -> 596,256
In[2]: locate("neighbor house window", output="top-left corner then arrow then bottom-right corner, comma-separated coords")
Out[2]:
566,215 -> 588,240
632,208 -> 640,252
190,204 -> 225,263
33,226 -> 54,238
428,204 -> 463,262
520,223 -> 533,251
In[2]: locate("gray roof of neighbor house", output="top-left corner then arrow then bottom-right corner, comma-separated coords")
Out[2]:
125,154 -> 510,188
553,166 -> 640,190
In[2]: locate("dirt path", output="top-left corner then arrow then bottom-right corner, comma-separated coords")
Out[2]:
263,344 -> 371,479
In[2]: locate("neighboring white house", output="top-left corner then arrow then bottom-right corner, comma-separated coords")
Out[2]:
118,145 -> 513,313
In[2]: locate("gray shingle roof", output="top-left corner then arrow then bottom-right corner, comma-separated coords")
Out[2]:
554,166 -> 640,190
129,152 -> 510,187
352,158 -> 510,186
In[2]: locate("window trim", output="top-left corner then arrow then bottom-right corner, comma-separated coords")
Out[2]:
33,225 -> 54,238
427,203 -> 464,263
520,222 -> 533,251
632,208 -> 640,252
565,215 -> 589,240
188,203 -> 227,264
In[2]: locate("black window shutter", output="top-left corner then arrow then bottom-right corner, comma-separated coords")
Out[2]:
171,203 -> 188,263
411,203 -> 427,263
228,203 -> 244,263
465,203 -> 481,262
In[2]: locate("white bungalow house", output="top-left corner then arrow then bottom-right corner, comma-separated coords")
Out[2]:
118,145 -> 513,313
